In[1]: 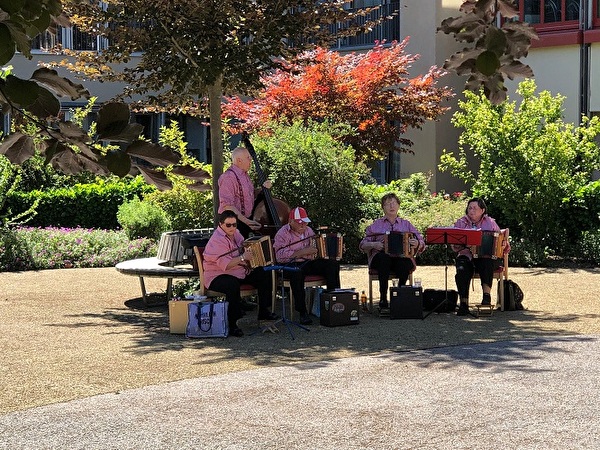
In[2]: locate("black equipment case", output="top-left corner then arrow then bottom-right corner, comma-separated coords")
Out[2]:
422,289 -> 458,313
320,291 -> 360,327
390,286 -> 423,319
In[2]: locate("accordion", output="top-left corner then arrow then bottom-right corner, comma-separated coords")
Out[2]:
314,233 -> 343,260
384,231 -> 415,258
243,235 -> 275,269
157,229 -> 213,267
470,230 -> 505,259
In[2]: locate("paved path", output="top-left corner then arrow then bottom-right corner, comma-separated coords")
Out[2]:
2,336 -> 599,449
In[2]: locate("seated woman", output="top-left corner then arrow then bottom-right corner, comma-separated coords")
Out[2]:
202,210 -> 277,337
359,193 -> 425,309
451,197 -> 510,316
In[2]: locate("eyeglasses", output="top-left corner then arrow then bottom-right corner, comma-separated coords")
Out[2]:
223,222 -> 237,228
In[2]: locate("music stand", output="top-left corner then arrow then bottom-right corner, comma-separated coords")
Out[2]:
250,265 -> 310,340
423,228 -> 481,319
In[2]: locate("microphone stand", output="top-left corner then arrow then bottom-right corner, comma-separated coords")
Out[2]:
249,262 -> 311,340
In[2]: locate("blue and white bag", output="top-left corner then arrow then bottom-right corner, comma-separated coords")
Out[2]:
186,301 -> 229,338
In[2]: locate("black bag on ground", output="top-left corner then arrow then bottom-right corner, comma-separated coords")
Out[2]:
422,289 -> 458,312
499,279 -> 524,311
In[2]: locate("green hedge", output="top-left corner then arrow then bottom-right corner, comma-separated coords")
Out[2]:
2,176 -> 155,229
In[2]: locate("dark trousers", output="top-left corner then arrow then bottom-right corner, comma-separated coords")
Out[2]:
370,252 -> 414,303
455,256 -> 501,300
209,268 -> 273,328
285,259 -> 341,313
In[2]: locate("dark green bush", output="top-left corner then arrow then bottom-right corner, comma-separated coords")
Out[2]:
578,229 -> 600,264
117,198 -> 172,240
2,176 -> 155,229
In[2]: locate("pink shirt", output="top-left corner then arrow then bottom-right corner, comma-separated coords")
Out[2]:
273,224 -> 316,263
453,214 -> 505,259
202,226 -> 247,287
359,216 -> 425,267
218,165 -> 255,218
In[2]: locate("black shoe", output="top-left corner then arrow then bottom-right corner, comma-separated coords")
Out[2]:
230,327 -> 244,337
481,295 -> 491,306
299,312 -> 313,325
379,301 -> 389,309
457,304 -> 469,316
258,311 -> 279,321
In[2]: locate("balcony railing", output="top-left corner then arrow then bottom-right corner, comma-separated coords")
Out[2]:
330,1 -> 401,49
31,26 -> 108,52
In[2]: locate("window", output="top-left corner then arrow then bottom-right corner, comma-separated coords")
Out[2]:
520,0 -> 579,28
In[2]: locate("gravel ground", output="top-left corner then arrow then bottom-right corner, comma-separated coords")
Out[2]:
1,265 -> 599,448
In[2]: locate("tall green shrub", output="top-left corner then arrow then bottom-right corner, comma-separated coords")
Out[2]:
440,79 -> 600,260
251,121 -> 368,263
117,198 -> 171,240
143,121 -> 214,231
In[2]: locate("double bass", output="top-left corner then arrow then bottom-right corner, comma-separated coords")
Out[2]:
242,132 -> 290,237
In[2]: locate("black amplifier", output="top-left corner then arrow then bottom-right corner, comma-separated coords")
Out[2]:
320,291 -> 360,327
390,286 -> 423,319
422,289 -> 458,313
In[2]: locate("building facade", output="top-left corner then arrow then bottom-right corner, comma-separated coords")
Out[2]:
6,1 -> 599,191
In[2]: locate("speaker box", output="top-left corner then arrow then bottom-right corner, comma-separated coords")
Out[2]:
389,286 -> 423,319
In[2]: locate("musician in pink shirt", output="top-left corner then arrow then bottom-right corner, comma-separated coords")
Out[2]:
273,207 -> 341,325
203,210 -> 277,337
218,146 -> 272,238
452,197 -> 510,315
359,193 -> 425,309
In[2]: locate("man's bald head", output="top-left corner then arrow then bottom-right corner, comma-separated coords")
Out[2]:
232,146 -> 252,172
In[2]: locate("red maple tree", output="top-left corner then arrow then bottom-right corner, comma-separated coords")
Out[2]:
223,39 -> 454,161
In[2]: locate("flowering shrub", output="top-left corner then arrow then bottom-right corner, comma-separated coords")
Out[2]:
0,226 -> 156,272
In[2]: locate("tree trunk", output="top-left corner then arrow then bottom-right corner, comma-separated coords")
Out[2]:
208,77 -> 224,227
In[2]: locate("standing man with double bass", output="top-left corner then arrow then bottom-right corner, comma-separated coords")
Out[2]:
218,146 -> 273,238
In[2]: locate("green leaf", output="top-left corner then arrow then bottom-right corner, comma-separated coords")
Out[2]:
0,0 -> 25,14
96,102 -> 131,138
0,132 -> 35,164
4,75 -> 39,107
485,27 -> 507,56
98,123 -> 144,143
27,84 -> 61,118
106,149 -> 132,177
0,24 -> 15,65
475,50 -> 500,76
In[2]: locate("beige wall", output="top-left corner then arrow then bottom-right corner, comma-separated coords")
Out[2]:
506,45 -> 582,124
399,0 -> 466,194
590,44 -> 600,113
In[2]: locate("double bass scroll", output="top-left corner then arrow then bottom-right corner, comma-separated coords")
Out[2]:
242,132 -> 290,237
